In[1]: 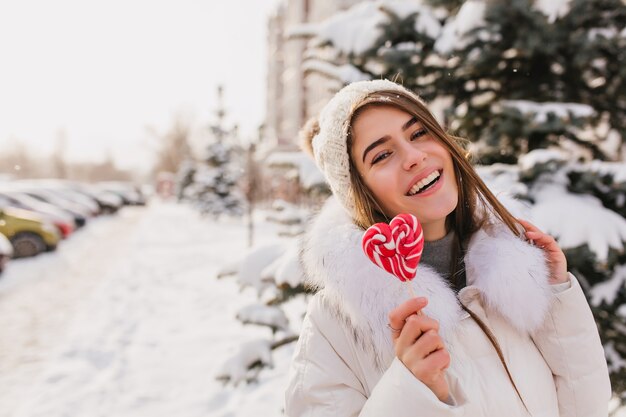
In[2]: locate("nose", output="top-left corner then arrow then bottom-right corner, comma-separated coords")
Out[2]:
401,142 -> 427,171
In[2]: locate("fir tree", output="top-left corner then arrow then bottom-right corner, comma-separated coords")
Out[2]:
182,86 -> 244,218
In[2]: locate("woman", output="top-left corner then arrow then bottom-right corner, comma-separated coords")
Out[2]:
285,79 -> 610,416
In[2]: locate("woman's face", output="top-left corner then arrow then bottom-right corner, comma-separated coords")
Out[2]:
350,105 -> 458,241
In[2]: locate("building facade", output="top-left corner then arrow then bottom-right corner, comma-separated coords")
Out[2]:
265,0 -> 367,149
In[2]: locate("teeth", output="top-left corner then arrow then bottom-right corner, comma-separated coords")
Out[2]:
408,171 -> 440,195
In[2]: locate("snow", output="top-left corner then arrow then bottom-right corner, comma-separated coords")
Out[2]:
215,339 -> 273,385
0,232 -> 13,256
588,27 -> 620,41
582,160 -> 626,184
605,341 -> 626,373
591,265 -> 626,306
412,6 -> 442,39
531,184 -> 626,262
518,149 -> 568,171
266,200 -> 307,226
302,59 -> 371,83
237,242 -> 288,292
0,201 -> 309,417
262,246 -> 305,289
236,304 -> 290,332
534,0 -> 572,23
434,0 -> 487,54
475,163 -> 529,197
500,100 -> 595,123
470,91 -> 496,107
290,1 -> 436,56
265,151 -> 326,191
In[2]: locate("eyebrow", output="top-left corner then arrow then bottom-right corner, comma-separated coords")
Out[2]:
361,117 -> 419,163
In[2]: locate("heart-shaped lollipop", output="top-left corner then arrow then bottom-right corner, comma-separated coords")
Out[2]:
362,213 -> 424,282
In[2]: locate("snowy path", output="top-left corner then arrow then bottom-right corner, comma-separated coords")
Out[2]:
0,202 -> 300,417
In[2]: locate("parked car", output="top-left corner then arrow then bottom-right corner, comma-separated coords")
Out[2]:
13,180 -> 101,215
20,189 -> 92,225
8,190 -> 87,228
0,192 -> 76,238
0,207 -> 61,257
97,182 -> 146,206
0,232 -> 13,273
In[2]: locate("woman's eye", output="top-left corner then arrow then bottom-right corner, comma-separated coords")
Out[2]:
372,151 -> 391,164
411,129 -> 427,140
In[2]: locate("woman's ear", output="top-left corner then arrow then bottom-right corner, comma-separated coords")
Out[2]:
299,116 -> 320,158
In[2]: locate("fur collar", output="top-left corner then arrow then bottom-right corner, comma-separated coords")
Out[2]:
300,197 -> 552,370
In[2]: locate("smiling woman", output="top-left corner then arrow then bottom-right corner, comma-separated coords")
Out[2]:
349,105 -> 458,241
286,79 -> 610,417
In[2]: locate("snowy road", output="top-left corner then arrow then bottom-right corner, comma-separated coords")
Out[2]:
0,202 -> 299,417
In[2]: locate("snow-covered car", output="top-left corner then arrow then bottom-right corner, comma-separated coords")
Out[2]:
11,180 -> 100,217
0,232 -> 13,273
20,189 -> 92,224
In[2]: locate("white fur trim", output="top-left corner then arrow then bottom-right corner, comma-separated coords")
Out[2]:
301,197 -> 553,367
465,223 -> 552,333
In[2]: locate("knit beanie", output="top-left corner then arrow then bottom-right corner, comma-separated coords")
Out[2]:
311,79 -> 425,218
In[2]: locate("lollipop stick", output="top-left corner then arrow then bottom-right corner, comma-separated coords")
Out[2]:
405,282 -> 423,316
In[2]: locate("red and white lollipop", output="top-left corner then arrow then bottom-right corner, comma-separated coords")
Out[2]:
362,213 -> 424,297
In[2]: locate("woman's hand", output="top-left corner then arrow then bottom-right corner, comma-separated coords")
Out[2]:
388,297 -> 450,402
517,218 -> 569,285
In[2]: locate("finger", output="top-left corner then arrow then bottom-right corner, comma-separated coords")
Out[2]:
408,329 -> 445,359
516,218 -> 542,233
388,297 -> 428,340
423,347 -> 451,371
395,315 -> 439,353
525,231 -> 559,249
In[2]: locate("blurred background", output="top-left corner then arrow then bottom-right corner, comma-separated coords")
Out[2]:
1,0 -> 625,416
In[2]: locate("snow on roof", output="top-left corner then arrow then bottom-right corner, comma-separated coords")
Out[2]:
534,0 -> 572,23
531,184 -> 626,262
289,1 -> 437,56
500,100 -> 595,123
302,59 -> 370,83
590,265 -> 626,306
236,304 -> 289,331
517,148 -> 568,171
265,151 -> 326,190
434,0 -> 486,54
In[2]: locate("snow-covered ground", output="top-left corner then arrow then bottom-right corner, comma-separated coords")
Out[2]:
0,201 -> 306,417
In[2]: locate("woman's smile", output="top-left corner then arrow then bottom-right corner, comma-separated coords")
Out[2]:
350,105 -> 458,240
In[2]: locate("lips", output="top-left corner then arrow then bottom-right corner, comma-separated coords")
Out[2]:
406,169 -> 442,196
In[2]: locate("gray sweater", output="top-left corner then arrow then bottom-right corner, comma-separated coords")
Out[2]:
421,230 -> 466,292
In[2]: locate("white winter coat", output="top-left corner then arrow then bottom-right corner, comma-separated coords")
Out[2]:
285,199 -> 611,417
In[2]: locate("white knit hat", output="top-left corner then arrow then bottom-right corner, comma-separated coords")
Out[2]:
312,79 -> 425,218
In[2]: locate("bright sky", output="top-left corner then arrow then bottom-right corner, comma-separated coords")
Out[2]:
0,0 -> 282,175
